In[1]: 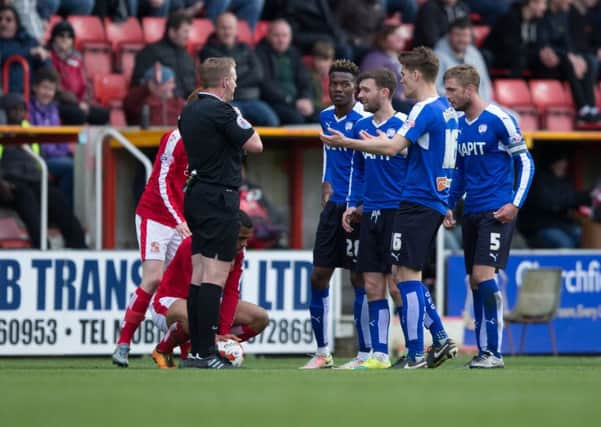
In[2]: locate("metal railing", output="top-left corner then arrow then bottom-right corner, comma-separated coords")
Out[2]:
94,128 -> 152,250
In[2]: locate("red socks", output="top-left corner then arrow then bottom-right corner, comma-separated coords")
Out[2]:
117,287 -> 152,345
157,321 -> 189,354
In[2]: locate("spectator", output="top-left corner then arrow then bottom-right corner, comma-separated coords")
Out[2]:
465,0 -> 513,25
255,19 -> 315,124
541,0 -> 600,123
204,0 -> 265,31
130,11 -> 195,99
570,0 -> 601,82
48,20 -> 109,125
2,0 -> 45,42
284,0 -> 353,59
0,92 -> 87,249
413,0 -> 470,48
0,4 -> 50,93
126,0 -> 171,17
170,0 -> 205,17
378,0 -> 419,23
42,0 -> 95,16
28,67 -> 77,208
518,150 -> 593,248
434,17 -> 493,102
92,0 -> 130,21
360,24 -> 412,113
199,12 -> 279,126
307,40 -> 334,114
332,0 -> 386,60
483,0 -> 547,77
123,63 -> 185,126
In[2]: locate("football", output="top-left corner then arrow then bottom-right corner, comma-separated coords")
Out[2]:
217,339 -> 244,367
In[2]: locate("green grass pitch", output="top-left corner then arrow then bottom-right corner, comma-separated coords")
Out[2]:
1,356 -> 600,427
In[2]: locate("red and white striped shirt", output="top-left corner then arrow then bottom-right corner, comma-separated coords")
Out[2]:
135,129 -> 188,227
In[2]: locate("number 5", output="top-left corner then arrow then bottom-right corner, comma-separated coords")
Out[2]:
490,232 -> 501,251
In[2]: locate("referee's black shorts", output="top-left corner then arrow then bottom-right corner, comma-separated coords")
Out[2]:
184,182 -> 240,262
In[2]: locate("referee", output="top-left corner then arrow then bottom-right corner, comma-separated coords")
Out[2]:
179,57 -> 263,369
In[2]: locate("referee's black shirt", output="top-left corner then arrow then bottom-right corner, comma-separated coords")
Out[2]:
179,92 -> 254,189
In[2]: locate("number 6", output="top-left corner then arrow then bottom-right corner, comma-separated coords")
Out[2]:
392,233 -> 402,251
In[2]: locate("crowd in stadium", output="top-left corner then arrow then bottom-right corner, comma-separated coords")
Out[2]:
0,0 -> 600,251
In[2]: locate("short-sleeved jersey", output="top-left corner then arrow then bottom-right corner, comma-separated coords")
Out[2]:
348,112 -> 408,211
179,92 -> 254,189
135,128 -> 187,227
448,104 -> 534,214
154,236 -> 244,333
397,96 -> 459,215
320,102 -> 371,203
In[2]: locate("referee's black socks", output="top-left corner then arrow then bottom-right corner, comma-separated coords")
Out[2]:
188,283 -> 222,357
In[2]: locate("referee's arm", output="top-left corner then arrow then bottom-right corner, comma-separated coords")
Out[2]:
242,132 -> 263,153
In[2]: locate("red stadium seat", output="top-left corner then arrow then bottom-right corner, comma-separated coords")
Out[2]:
237,20 -> 254,46
104,18 -> 144,52
596,83 -> 601,111
67,16 -> 109,51
254,20 -> 270,44
493,79 -> 539,131
94,74 -> 128,107
472,25 -> 490,48
142,17 -> 166,44
83,50 -> 113,81
187,18 -> 214,55
0,216 -> 31,248
119,49 -> 139,84
529,79 -> 574,131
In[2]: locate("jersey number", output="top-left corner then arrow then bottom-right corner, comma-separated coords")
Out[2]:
392,233 -> 402,251
490,233 -> 501,251
346,239 -> 359,257
443,129 -> 459,169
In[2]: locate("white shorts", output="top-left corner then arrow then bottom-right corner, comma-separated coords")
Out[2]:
135,215 -> 182,263
150,296 -> 180,333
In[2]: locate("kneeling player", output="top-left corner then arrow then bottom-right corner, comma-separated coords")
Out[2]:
150,211 -> 269,368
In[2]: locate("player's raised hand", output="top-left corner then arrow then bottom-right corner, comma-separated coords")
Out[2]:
320,128 -> 347,147
342,207 -> 357,232
443,210 -> 456,229
493,203 -> 519,224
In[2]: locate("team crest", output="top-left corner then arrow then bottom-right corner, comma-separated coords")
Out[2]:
236,115 -> 252,130
478,124 -> 487,134
386,128 -> 396,138
345,121 -> 354,131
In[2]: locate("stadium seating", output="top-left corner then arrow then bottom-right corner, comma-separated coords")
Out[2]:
104,18 -> 144,52
237,20 -> 254,46
120,50 -> 137,84
472,25 -> 490,48
94,74 -> 128,107
529,79 -> 574,131
0,215 -> 31,249
187,19 -> 214,55
67,16 -> 109,51
596,83 -> 601,111
493,79 -> 539,131
109,108 -> 127,127
83,50 -> 113,81
254,20 -> 270,44
142,17 -> 166,44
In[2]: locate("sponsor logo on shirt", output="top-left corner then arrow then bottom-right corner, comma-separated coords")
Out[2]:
436,177 -> 451,192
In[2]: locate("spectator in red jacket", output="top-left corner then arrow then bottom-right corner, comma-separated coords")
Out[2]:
48,20 -> 109,125
123,62 -> 185,127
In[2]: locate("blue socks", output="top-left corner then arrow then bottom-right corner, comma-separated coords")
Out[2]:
368,299 -> 390,355
478,279 -> 503,358
310,287 -> 329,351
472,286 -> 483,354
354,288 -> 372,355
397,281 -> 425,360
423,285 -> 448,346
